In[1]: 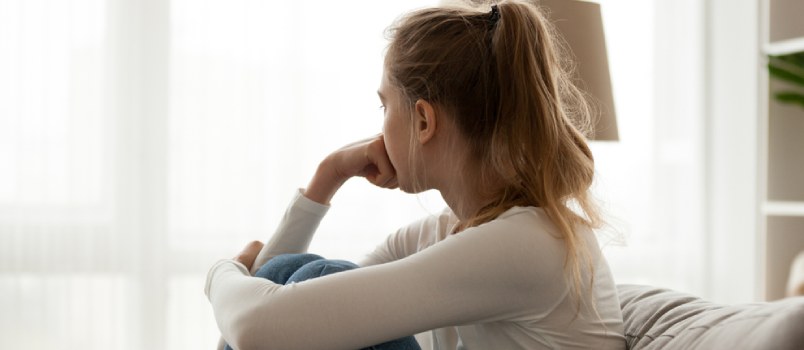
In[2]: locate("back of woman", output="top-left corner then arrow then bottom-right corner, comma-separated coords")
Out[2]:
360,206 -> 624,349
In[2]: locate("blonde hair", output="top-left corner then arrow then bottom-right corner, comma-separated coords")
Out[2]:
385,0 -> 601,313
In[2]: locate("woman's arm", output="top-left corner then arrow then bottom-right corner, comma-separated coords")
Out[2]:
213,134 -> 401,349
304,134 -> 398,205
207,211 -> 569,350
248,190 -> 329,274
249,134 -> 397,274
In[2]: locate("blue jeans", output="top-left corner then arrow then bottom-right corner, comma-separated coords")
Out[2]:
224,253 -> 421,350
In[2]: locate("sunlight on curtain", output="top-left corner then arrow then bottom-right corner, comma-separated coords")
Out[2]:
0,0 -> 129,349
0,0 -> 708,348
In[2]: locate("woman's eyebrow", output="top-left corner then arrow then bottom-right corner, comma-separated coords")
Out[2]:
377,91 -> 385,102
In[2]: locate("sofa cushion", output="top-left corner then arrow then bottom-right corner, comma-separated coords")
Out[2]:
617,284 -> 804,350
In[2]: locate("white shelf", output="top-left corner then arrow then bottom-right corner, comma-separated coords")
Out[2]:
765,37 -> 804,56
764,201 -> 804,216
760,0 -> 804,302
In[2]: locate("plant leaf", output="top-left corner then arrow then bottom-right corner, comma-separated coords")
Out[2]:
776,52 -> 804,69
774,91 -> 804,108
768,63 -> 804,87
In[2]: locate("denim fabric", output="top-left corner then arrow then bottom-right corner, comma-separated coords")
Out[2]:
224,253 -> 421,350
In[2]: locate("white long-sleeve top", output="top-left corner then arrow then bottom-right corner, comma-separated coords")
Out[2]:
205,190 -> 625,350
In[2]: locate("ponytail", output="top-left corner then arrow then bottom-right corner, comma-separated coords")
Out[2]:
489,1 -> 599,313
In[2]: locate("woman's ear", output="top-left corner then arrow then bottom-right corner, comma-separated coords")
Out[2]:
414,99 -> 437,145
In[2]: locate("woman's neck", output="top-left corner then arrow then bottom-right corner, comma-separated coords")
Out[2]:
420,117 -> 504,225
437,167 -> 503,225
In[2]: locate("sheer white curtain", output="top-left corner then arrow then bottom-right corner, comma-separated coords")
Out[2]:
1,0 -> 720,348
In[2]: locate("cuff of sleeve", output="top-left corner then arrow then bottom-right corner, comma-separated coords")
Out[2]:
293,188 -> 331,216
205,259 -> 250,299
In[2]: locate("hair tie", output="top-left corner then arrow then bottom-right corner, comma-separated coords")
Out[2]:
489,4 -> 500,25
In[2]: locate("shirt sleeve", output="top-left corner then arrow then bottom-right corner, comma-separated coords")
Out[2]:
359,207 -> 455,267
248,189 -> 330,275
358,221 -> 422,267
205,212 -> 570,350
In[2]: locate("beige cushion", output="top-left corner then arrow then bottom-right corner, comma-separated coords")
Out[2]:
617,284 -> 804,350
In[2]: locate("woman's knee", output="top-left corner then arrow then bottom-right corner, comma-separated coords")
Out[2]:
287,259 -> 359,283
254,253 -> 325,284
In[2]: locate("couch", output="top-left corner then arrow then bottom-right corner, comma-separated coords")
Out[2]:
618,284 -> 804,350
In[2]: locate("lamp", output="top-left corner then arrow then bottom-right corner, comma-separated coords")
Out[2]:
538,0 -> 618,141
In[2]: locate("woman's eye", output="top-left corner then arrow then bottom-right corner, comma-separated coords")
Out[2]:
379,105 -> 386,111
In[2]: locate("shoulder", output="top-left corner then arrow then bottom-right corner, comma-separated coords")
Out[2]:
406,206 -> 562,246
489,206 -> 555,229
400,207 -> 577,306
397,206 -> 458,248
361,207 -> 458,265
445,207 -> 575,277
463,206 -> 563,243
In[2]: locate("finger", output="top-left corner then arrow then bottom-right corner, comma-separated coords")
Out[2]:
378,170 -> 398,188
366,141 -> 396,186
370,158 -> 396,187
234,240 -> 264,269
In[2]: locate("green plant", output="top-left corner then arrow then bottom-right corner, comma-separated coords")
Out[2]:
768,52 -> 804,109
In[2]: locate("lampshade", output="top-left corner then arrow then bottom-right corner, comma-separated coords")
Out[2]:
438,0 -> 619,140
539,0 -> 618,141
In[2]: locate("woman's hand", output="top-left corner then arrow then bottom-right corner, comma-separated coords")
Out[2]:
329,134 -> 398,188
233,240 -> 264,272
304,134 -> 398,204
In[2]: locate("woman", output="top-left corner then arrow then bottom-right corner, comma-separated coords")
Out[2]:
206,1 -> 625,349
